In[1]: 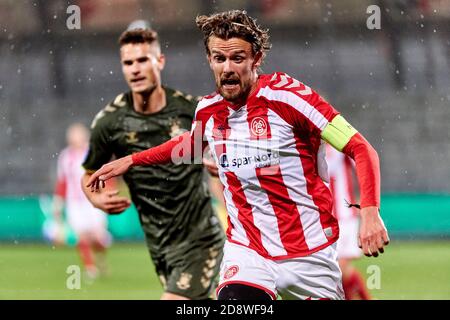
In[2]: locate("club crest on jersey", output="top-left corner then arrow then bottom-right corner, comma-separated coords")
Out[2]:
125,132 -> 139,143
224,265 -> 239,280
251,117 -> 267,137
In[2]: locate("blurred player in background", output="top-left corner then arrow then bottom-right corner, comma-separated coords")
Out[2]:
81,26 -> 225,300
86,10 -> 389,300
326,144 -> 371,300
53,123 -> 111,281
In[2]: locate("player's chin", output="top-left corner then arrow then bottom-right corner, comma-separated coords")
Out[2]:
219,88 -> 241,102
131,83 -> 155,94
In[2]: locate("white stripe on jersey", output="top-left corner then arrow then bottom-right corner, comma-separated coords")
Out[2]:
195,93 -> 223,118
257,86 -> 329,131
267,108 -> 328,249
227,106 -> 287,257
58,148 -> 90,203
273,74 -> 290,88
205,115 -> 250,246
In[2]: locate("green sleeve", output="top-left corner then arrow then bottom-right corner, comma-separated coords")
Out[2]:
82,111 -> 114,172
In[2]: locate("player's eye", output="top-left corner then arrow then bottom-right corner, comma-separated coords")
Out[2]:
214,55 -> 225,63
137,57 -> 149,63
233,56 -> 244,63
123,60 -> 133,66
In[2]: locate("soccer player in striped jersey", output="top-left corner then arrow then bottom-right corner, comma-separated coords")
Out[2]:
326,144 -> 371,300
53,123 -> 111,280
86,10 -> 389,300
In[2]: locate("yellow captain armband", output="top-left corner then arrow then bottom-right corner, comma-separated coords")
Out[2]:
321,115 -> 358,151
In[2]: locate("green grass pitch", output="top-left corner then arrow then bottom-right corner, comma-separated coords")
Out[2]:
0,240 -> 448,299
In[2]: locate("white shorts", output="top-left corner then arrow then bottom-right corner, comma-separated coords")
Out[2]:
217,241 -> 344,300
336,217 -> 362,259
66,201 -> 108,235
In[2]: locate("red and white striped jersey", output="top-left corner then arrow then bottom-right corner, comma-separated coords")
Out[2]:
194,72 -> 340,259
55,147 -> 91,204
326,144 -> 358,221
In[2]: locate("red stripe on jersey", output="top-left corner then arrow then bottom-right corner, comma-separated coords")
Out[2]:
210,110 -> 234,238
54,177 -> 67,199
211,107 -> 230,164
225,171 -> 269,256
246,97 -> 272,140
294,134 -> 339,241
226,215 -> 234,238
256,165 -> 308,254
209,108 -> 266,254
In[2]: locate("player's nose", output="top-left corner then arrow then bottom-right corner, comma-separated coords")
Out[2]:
130,62 -> 140,74
223,59 -> 233,73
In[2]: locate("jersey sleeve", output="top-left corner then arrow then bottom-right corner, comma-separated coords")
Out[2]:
265,73 -> 339,136
342,133 -> 380,208
82,112 -> 114,172
320,108 -> 380,209
132,98 -> 214,167
132,131 -> 193,165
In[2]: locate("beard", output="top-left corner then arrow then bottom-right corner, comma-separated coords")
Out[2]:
217,76 -> 251,104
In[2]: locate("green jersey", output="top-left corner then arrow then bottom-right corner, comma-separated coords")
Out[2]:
83,88 -> 224,257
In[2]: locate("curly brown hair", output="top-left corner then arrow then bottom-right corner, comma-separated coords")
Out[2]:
195,10 -> 271,58
118,28 -> 159,47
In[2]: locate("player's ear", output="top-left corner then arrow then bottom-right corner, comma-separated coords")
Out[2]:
252,51 -> 263,70
207,54 -> 213,69
158,53 -> 166,71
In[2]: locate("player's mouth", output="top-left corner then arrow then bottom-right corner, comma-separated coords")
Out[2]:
221,78 -> 240,91
131,77 -> 146,84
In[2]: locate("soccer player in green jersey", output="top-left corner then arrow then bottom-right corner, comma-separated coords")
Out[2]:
81,28 -> 225,300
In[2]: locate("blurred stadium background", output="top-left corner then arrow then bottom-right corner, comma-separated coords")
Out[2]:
0,0 -> 449,299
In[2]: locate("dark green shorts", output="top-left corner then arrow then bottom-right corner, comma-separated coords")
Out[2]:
152,237 -> 224,300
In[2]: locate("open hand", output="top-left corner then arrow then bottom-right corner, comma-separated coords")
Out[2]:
358,206 -> 390,257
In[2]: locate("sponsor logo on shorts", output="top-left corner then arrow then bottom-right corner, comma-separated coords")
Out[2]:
224,265 -> 239,280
